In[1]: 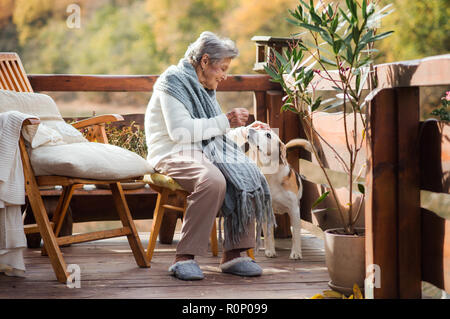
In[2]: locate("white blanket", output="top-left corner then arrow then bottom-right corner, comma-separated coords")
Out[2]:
0,110 -> 33,277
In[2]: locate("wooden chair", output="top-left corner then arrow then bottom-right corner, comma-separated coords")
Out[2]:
143,174 -> 219,261
143,165 -> 255,261
0,52 -> 150,283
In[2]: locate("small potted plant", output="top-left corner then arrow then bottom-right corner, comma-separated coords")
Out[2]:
95,121 -> 148,190
265,0 -> 393,294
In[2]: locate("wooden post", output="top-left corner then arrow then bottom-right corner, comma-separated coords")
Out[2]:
266,90 -> 291,238
253,91 -> 267,123
396,87 -> 421,298
366,87 -> 422,298
365,88 -> 399,298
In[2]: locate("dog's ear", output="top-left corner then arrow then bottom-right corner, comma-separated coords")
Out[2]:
279,141 -> 288,165
241,142 -> 250,153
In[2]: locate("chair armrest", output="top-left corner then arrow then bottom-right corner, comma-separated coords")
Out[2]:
22,118 -> 41,126
71,114 -> 124,129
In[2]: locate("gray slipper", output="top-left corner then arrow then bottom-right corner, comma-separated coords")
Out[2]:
219,257 -> 262,277
168,260 -> 204,281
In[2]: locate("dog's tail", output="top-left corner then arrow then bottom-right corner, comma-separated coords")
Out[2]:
285,138 -> 312,152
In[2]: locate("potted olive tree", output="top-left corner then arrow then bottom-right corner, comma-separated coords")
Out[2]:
265,0 -> 393,294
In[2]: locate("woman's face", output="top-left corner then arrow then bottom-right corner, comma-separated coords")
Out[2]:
197,55 -> 231,90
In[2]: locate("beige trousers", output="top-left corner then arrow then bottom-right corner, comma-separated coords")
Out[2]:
155,150 -> 255,256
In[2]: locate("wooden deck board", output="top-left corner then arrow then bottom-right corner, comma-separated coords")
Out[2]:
0,230 -> 329,299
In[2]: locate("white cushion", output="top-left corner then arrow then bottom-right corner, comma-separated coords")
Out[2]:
0,90 -> 87,145
0,89 -> 155,179
30,142 -> 154,180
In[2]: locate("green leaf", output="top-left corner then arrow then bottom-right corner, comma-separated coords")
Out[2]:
312,191 -> 330,209
362,0 -> 368,19
298,0 -> 311,10
360,29 -> 374,46
264,65 -> 280,81
352,25 -> 361,44
299,22 -> 325,33
332,39 -> 344,55
357,183 -> 365,195
345,47 -> 353,64
320,56 -> 337,66
286,17 -> 302,26
368,31 -> 394,42
323,99 -> 344,111
282,103 -> 299,114
320,30 -> 334,45
327,4 -> 333,18
311,97 -> 322,112
273,49 -> 288,67
355,72 -> 361,95
345,0 -> 358,22
310,10 -> 323,25
339,7 -> 352,24
330,15 -> 339,33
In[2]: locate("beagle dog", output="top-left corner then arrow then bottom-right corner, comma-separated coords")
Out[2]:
245,128 -> 312,259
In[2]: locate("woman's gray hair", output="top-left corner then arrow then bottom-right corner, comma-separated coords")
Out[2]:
185,31 -> 239,66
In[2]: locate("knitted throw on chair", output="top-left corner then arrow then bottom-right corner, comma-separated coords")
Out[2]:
154,58 -> 275,248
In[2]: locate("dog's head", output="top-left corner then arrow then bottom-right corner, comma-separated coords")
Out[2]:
247,128 -> 287,171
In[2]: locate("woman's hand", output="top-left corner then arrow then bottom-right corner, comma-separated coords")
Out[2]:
226,108 -> 249,128
247,121 -> 270,131
240,121 -> 270,139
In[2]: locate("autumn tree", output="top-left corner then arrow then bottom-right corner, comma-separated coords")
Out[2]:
146,0 -> 232,66
377,0 -> 450,62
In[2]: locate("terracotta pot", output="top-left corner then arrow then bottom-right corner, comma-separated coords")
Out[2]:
324,227 -> 365,295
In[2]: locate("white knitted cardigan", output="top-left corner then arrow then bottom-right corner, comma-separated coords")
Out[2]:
0,111 -> 32,277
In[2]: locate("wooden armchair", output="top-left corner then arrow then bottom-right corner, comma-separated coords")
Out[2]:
0,52 -> 150,283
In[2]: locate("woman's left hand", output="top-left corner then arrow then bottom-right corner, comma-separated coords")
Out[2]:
240,121 -> 270,139
248,121 -> 270,131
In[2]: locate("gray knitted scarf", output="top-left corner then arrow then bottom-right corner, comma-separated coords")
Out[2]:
154,58 -> 275,247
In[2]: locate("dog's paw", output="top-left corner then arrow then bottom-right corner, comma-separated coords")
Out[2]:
264,249 -> 277,258
289,251 -> 303,260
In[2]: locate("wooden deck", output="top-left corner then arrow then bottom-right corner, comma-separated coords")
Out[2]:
0,229 -> 329,299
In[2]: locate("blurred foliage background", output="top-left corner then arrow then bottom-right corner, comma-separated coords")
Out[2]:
0,0 -> 448,117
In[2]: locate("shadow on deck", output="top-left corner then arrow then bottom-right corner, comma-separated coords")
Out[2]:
0,230 -> 329,299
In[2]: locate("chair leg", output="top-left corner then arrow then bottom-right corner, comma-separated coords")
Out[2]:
20,137 -> 69,283
26,184 -> 69,283
210,220 -> 218,257
110,182 -> 150,268
41,185 -> 76,256
209,220 -> 253,259
53,185 -> 76,237
146,188 -> 168,262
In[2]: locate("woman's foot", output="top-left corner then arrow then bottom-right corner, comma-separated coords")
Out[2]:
169,254 -> 204,280
220,249 -> 262,277
175,254 -> 194,263
221,249 -> 244,264
219,257 -> 262,277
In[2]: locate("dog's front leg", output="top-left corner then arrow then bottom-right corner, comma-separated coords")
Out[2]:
262,221 -> 277,258
288,207 -> 303,260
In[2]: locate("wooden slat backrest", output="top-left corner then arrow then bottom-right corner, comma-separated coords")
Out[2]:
0,53 -> 33,92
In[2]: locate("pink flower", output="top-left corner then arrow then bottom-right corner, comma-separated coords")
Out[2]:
445,91 -> 450,101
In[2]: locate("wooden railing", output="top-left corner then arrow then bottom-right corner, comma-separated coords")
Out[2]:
305,54 -> 450,298
25,53 -> 450,298
302,54 -> 449,299
251,38 -> 450,298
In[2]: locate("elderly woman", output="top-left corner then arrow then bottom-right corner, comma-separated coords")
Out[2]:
145,31 -> 275,280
